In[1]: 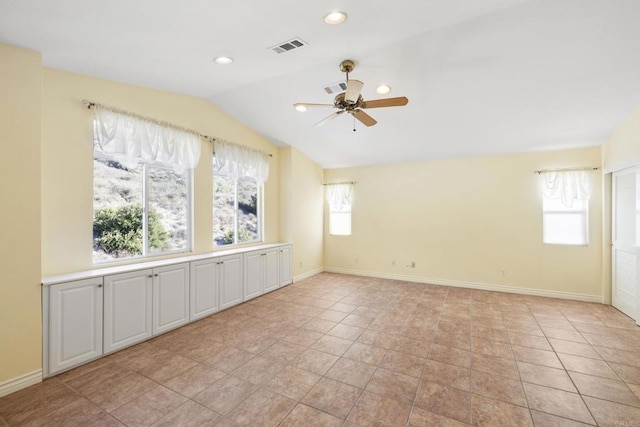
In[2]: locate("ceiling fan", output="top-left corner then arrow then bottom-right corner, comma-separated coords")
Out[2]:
294,59 -> 409,128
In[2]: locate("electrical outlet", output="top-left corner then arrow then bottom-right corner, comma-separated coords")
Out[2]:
411,261 -> 416,268
501,269 -> 506,277
392,260 -> 396,266
299,261 -> 302,268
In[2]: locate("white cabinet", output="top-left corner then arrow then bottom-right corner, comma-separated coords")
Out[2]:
244,248 -> 280,299
279,245 -> 292,287
190,259 -> 218,321
104,270 -> 153,353
153,263 -> 189,335
48,278 -> 103,374
219,254 -> 243,309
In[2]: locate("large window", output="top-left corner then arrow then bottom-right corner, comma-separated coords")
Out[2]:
212,140 -> 269,247
91,106 -> 199,263
540,170 -> 591,246
93,154 -> 191,262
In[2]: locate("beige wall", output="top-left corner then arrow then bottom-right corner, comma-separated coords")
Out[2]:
324,147 -> 603,300
0,45 -> 42,384
602,107 -> 640,171
41,68 -> 281,276
279,147 -> 324,278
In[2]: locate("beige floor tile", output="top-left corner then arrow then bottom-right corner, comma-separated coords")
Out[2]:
311,334 -> 354,356
429,343 -> 472,369
379,350 -> 426,378
512,345 -> 562,369
423,360 -> 470,392
391,336 -> 431,358
259,340 -> 307,362
569,371 -> 640,407
231,355 -> 287,385
365,367 -> 420,404
414,380 -> 471,424
193,375 -> 258,415
341,313 -> 375,328
346,390 -> 411,427
407,406 -> 468,427
318,309 -> 349,322
471,369 -> 527,407
281,328 -> 324,347
583,396 -> 640,427
473,327 -> 509,344
548,339 -> 601,359
264,366 -> 321,400
302,318 -> 338,334
357,329 -> 397,349
508,331 -> 552,351
162,364 -> 226,398
108,343 -> 171,371
557,353 -> 619,380
530,410 -> 593,427
302,377 -> 362,419
610,362 -> 640,385
517,361 -> 577,392
471,394 -> 533,426
152,400 -> 218,426
279,403 -> 342,427
111,385 -> 187,427
227,388 -> 296,427
343,342 -> 388,365
329,302 -> 358,314
15,397 -> 122,427
138,353 -> 198,383
202,347 -> 255,373
327,323 -> 364,341
290,348 -> 339,375
594,345 -> 640,368
523,383 -> 595,425
325,357 -> 377,389
472,353 -> 520,380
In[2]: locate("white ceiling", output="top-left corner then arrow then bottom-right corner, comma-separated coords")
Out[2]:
1,0 -> 639,168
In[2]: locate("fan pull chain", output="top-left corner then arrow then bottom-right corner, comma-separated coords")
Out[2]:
353,115 -> 356,132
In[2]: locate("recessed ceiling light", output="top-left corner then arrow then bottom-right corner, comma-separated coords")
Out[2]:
376,84 -> 391,95
324,11 -> 347,25
294,104 -> 307,112
214,56 -> 233,65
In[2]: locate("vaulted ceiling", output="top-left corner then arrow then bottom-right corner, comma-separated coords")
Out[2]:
1,0 -> 639,168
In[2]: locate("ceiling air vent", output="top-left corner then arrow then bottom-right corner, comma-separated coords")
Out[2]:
323,81 -> 347,94
270,37 -> 308,54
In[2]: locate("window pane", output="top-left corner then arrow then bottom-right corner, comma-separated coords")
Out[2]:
213,175 -> 236,246
543,212 -> 587,245
93,157 -> 143,262
147,165 -> 189,254
237,179 -> 259,243
330,211 -> 351,235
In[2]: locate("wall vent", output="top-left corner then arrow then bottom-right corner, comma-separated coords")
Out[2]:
270,37 -> 308,54
323,81 -> 347,94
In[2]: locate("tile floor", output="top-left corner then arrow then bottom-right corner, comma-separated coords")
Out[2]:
2,273 -> 640,426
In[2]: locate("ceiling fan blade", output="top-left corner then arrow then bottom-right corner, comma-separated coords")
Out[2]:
293,103 -> 334,108
315,111 -> 343,127
362,97 -> 409,109
353,109 -> 377,127
345,79 -> 364,103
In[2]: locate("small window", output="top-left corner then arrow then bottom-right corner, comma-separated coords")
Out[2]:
326,183 -> 353,236
93,154 -> 191,262
543,197 -> 588,245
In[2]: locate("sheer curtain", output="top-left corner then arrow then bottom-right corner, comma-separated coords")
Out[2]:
213,140 -> 270,183
93,107 -> 202,172
540,170 -> 592,206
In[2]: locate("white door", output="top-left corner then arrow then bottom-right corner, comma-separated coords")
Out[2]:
264,249 -> 280,293
243,251 -> 264,300
220,254 -> 243,309
104,269 -> 153,353
279,245 -> 292,287
49,278 -> 103,374
612,168 -> 639,322
153,263 -> 190,334
190,259 -> 219,321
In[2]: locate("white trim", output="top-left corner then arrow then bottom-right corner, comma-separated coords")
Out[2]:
324,267 -> 603,304
0,370 -> 42,398
293,268 -> 323,283
603,155 -> 640,174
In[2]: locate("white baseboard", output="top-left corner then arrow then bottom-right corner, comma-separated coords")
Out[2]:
0,370 -> 42,398
293,268 -> 323,283
324,267 -> 603,303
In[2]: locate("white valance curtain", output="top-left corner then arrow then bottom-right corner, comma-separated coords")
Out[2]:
93,107 -> 201,173
325,183 -> 353,211
540,170 -> 592,207
213,140 -> 270,184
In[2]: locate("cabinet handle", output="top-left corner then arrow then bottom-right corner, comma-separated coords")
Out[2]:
220,261 -> 224,264
97,284 -> 103,288
148,275 -> 153,278
154,274 -> 159,277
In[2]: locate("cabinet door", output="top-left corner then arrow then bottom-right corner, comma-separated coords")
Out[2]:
243,251 -> 264,300
49,278 -> 103,374
280,245 -> 292,286
190,259 -> 219,321
220,254 -> 243,309
264,249 -> 280,293
104,269 -> 153,353
153,263 -> 190,335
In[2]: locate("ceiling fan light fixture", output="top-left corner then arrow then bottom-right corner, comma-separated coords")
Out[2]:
294,104 -> 307,112
376,84 -> 391,95
324,11 -> 347,25
214,56 -> 233,65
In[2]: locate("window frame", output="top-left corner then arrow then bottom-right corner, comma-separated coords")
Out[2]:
542,196 -> 589,246
212,173 -> 264,247
92,155 -> 193,264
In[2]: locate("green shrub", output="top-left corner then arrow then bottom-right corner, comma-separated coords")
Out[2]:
222,228 -> 253,245
93,204 -> 168,256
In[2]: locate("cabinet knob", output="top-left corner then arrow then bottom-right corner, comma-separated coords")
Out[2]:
154,274 -> 159,277
148,275 -> 153,278
97,284 -> 103,288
